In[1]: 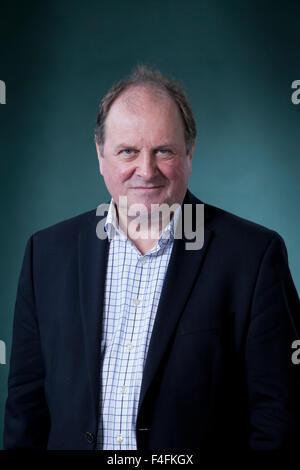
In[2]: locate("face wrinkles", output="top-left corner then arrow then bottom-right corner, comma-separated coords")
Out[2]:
96,84 -> 194,223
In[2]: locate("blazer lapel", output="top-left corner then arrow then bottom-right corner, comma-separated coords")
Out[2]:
137,193 -> 213,416
78,211 -> 109,420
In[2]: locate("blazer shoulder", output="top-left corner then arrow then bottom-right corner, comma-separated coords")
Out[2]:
31,208 -> 98,247
204,200 -> 284,249
183,187 -> 284,253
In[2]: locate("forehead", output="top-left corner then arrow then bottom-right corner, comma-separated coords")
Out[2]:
104,85 -> 185,143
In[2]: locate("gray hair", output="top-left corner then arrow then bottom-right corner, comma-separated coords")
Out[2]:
94,64 -> 197,155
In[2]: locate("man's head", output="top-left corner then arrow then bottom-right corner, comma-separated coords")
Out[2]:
95,65 -> 197,217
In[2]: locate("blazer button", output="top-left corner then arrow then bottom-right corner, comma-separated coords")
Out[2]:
85,431 -> 95,444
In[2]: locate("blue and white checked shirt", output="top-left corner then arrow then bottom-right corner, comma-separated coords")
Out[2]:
96,199 -> 180,450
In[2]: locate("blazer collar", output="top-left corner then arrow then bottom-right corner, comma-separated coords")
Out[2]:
78,215 -> 109,422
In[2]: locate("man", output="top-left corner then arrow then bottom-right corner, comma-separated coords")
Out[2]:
4,65 -> 300,451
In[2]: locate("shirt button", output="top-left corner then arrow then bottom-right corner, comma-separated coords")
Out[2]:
133,298 -> 141,306
139,257 -> 147,264
120,386 -> 127,394
85,431 -> 95,443
116,435 -> 124,444
126,342 -> 134,351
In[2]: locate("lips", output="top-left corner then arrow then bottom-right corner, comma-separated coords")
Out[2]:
132,186 -> 162,189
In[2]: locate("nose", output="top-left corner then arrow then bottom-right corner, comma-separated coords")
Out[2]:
136,150 -> 157,180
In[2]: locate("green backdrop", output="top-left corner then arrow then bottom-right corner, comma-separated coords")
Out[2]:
0,0 -> 299,448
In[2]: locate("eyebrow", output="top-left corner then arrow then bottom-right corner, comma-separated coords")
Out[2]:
114,144 -> 138,152
114,143 -> 175,152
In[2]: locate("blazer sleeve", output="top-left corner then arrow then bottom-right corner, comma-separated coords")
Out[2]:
3,235 -> 50,449
246,232 -> 300,451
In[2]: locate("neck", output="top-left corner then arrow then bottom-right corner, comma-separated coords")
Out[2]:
116,206 -> 173,255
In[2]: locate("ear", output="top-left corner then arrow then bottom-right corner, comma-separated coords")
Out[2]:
95,142 -> 104,175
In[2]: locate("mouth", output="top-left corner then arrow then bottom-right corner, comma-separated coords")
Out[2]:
131,186 -> 163,190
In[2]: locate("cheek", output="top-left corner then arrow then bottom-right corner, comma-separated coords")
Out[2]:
162,161 -> 189,181
117,166 -> 134,183
102,161 -> 130,184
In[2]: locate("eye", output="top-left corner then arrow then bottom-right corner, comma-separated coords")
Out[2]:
157,149 -> 173,157
118,148 -> 137,159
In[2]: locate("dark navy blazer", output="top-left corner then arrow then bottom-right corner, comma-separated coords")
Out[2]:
4,190 -> 300,450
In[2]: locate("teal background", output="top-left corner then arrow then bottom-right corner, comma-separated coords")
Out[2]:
0,0 -> 299,448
